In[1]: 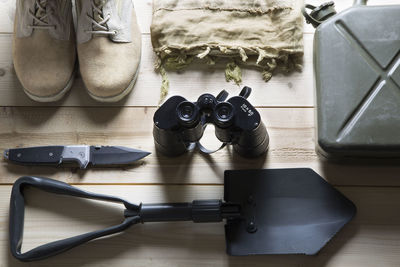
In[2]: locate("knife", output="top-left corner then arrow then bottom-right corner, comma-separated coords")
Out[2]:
3,146 -> 150,169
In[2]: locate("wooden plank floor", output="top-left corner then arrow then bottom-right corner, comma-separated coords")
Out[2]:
0,0 -> 400,266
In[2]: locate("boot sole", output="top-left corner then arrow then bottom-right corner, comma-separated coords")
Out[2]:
23,69 -> 76,103
86,63 -> 140,103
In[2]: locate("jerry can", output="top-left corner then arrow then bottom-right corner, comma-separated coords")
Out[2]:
303,0 -> 400,159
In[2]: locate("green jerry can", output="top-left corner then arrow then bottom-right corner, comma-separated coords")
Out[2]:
303,0 -> 400,160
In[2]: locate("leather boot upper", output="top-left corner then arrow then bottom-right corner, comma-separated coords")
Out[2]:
13,0 -> 76,101
76,0 -> 142,102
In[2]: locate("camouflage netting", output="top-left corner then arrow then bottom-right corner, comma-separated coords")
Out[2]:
151,0 -> 304,99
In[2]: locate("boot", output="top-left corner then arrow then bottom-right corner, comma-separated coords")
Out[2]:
76,0 -> 142,102
13,0 -> 76,102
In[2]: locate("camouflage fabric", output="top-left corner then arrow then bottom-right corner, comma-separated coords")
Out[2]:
151,0 -> 304,97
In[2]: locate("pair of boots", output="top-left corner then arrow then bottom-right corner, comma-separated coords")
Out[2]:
13,0 -> 141,102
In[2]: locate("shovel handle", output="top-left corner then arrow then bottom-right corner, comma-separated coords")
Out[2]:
9,177 -> 241,261
9,176 -> 141,261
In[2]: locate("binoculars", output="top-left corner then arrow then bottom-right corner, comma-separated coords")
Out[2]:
153,87 -> 269,158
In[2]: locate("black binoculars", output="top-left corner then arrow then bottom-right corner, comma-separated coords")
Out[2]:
153,87 -> 269,158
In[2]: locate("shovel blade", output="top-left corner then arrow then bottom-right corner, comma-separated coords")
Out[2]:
224,168 -> 356,255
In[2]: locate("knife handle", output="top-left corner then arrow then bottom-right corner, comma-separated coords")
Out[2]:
5,146 -> 64,165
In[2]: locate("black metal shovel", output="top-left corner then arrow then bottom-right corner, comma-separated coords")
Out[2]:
9,168 -> 356,261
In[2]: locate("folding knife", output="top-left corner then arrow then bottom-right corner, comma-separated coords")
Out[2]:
3,146 -> 150,169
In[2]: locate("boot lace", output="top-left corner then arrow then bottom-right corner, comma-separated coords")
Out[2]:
85,0 -> 116,35
28,0 -> 55,29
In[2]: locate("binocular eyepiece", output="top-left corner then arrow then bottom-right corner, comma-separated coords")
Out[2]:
153,87 -> 269,158
177,101 -> 200,127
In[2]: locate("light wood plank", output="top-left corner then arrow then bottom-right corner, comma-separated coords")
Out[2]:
1,184 -> 400,267
0,0 -> 15,34
1,106 -> 400,186
0,1 -> 399,266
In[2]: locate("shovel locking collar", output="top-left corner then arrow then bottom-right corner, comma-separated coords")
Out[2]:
9,169 -> 356,261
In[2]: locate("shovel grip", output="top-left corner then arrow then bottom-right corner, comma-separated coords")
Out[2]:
136,200 -> 224,223
123,200 -> 241,223
9,176 -> 141,261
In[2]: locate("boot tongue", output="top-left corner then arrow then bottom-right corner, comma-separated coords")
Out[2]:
35,0 -> 48,22
93,0 -> 106,24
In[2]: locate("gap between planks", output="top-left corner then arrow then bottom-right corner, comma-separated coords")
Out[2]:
0,183 -> 399,188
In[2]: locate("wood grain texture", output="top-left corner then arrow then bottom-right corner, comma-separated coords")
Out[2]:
1,1 -> 400,266
1,106 -> 400,186
1,185 -> 400,267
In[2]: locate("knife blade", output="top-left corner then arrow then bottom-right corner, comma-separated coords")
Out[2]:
3,146 -> 150,169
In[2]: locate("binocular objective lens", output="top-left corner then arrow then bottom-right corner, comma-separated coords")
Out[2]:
177,101 -> 200,127
214,102 -> 235,128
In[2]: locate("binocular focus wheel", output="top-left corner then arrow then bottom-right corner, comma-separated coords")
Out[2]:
197,94 -> 217,110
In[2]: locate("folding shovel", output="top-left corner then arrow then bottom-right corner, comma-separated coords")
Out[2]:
9,168 -> 356,261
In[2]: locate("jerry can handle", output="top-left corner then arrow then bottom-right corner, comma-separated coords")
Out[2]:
354,0 -> 367,5
302,1 -> 337,28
